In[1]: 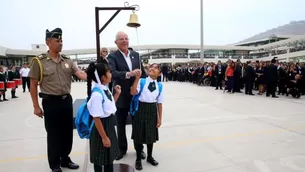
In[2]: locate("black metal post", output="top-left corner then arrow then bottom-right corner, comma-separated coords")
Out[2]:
95,3 -> 138,63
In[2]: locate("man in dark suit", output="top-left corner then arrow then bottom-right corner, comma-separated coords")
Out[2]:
215,60 -> 225,90
245,61 -> 256,95
108,31 -> 147,160
265,58 -> 279,98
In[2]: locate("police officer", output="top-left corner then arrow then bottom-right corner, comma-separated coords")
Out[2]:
28,28 -> 87,172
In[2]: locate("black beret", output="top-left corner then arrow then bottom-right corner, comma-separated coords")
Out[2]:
46,28 -> 62,40
128,47 -> 133,51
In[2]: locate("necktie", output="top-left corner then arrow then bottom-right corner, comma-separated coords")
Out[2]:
104,90 -> 112,101
148,81 -> 156,92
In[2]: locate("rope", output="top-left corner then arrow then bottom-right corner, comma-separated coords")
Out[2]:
29,57 -> 43,84
135,27 -> 142,71
82,140 -> 89,172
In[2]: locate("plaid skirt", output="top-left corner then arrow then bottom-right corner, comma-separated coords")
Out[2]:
90,115 -> 119,166
131,101 -> 159,144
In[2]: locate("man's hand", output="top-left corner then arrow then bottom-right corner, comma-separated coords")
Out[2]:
127,69 -> 142,78
133,69 -> 142,77
34,107 -> 43,118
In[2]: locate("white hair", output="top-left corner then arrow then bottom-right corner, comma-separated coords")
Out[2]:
115,31 -> 128,41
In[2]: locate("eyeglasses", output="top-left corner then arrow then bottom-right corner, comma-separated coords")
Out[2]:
117,38 -> 129,41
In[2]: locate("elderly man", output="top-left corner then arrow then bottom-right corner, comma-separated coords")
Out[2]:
108,31 -> 146,160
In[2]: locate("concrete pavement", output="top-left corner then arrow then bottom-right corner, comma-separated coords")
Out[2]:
1,81 -> 305,172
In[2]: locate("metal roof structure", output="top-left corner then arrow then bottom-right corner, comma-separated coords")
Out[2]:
2,44 -> 258,56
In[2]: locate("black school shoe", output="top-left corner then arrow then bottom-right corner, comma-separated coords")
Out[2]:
135,160 -> 143,170
147,157 -> 159,166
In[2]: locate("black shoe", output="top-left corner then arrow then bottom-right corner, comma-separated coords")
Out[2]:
3,99 -> 8,101
60,161 -> 79,170
12,96 -> 18,98
52,168 -> 62,172
115,152 -> 126,160
141,151 -> 146,160
272,95 -> 279,98
147,157 -> 159,166
135,160 -> 143,170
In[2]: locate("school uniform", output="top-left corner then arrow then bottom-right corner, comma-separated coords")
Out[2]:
0,71 -> 8,101
132,76 -> 164,170
87,83 -> 119,170
132,76 -> 164,144
8,70 -> 18,98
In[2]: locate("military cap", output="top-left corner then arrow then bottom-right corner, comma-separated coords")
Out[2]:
45,28 -> 62,40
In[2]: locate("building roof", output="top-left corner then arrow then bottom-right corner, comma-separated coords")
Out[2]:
0,46 -> 7,56
237,20 -> 305,44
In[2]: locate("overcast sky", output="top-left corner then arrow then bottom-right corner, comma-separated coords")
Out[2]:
0,0 -> 304,50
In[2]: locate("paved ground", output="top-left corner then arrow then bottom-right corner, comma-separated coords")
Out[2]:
1,81 -> 305,172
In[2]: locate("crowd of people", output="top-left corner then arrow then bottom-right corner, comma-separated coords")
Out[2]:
0,63 -> 31,102
161,58 -> 305,99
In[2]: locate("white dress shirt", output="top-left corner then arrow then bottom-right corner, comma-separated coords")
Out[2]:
137,77 -> 164,103
119,50 -> 134,79
87,83 -> 117,118
20,67 -> 30,77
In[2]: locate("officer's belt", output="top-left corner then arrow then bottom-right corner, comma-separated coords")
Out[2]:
39,93 -> 70,100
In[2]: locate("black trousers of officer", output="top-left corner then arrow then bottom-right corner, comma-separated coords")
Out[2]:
42,94 -> 73,169
116,108 -> 143,154
22,77 -> 30,92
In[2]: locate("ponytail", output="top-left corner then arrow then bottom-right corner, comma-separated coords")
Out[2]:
86,62 -> 96,101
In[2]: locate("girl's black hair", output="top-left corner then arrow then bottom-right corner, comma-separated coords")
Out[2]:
149,63 -> 161,72
86,62 -> 110,101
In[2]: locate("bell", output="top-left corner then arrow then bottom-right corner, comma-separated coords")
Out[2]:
127,12 -> 141,28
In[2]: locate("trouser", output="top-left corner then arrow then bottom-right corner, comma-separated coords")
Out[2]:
216,76 -> 222,89
162,73 -> 168,82
266,83 -> 277,96
116,108 -> 143,154
94,164 -> 113,172
245,80 -> 253,94
41,94 -> 73,169
22,77 -> 30,91
278,79 -> 286,94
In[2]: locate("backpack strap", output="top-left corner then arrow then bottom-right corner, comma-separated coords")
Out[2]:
88,87 -> 105,131
91,87 -> 105,103
157,82 -> 163,97
138,78 -> 146,95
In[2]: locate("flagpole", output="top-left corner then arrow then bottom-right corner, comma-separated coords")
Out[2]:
200,0 -> 204,63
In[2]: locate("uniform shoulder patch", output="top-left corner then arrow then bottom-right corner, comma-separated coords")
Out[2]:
61,54 -> 70,59
37,53 -> 47,59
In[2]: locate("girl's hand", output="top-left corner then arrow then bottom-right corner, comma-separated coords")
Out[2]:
114,85 -> 121,94
102,136 -> 111,148
156,119 -> 162,128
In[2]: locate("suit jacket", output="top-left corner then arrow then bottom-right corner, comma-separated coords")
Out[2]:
245,65 -> 256,81
99,56 -> 108,65
265,63 -> 278,84
108,50 -> 146,108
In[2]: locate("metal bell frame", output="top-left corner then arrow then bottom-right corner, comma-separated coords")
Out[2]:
95,1 -> 140,63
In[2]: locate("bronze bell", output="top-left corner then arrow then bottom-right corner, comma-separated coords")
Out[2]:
127,12 -> 141,28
